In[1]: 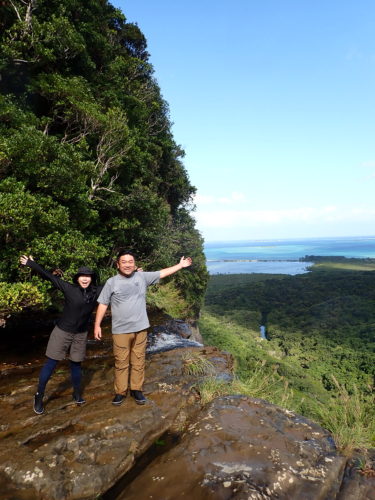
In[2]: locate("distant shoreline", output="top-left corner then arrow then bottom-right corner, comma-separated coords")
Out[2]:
207,255 -> 375,263
207,259 -> 306,263
204,237 -> 375,264
206,254 -> 375,276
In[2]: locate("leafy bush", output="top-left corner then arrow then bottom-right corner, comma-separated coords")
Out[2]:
0,282 -> 47,325
146,282 -> 188,319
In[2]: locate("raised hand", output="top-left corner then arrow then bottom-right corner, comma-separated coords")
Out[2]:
180,256 -> 192,268
20,255 -> 33,266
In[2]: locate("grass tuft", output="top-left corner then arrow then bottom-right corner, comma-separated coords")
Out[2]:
182,351 -> 216,376
198,377 -> 231,404
198,361 -> 293,407
313,375 -> 375,455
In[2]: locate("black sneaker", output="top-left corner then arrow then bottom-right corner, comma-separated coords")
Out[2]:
112,393 -> 126,405
73,392 -> 86,405
130,390 -> 147,405
33,392 -> 44,415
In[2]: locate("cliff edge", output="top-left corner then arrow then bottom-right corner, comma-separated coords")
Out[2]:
0,323 -> 373,500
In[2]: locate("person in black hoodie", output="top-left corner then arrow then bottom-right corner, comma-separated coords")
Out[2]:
19,255 -> 103,415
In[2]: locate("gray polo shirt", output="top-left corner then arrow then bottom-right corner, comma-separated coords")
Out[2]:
98,271 -> 160,334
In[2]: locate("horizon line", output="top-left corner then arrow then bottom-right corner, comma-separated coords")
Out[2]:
203,234 -> 375,244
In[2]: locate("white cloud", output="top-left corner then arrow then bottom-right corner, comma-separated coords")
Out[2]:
193,191 -> 247,206
361,161 -> 375,168
192,192 -> 375,239
322,205 -> 337,213
218,192 -> 247,204
193,193 -> 215,205
193,205 -> 375,229
360,161 -> 375,179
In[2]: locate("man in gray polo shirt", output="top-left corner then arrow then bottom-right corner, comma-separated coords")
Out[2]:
94,249 -> 192,405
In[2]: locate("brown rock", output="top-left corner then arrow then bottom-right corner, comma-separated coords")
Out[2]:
119,395 -> 348,500
0,346 -> 230,500
163,319 -> 204,343
336,452 -> 375,500
0,338 -> 372,500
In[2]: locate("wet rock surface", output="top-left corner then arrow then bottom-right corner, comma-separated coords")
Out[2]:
147,319 -> 203,353
117,396 -> 363,500
0,341 -> 230,500
0,319 -> 373,500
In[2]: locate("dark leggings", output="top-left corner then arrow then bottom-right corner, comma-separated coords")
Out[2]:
37,358 -> 82,394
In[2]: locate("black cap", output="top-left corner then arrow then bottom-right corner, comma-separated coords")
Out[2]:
73,266 -> 97,285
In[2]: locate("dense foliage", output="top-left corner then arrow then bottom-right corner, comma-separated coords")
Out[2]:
201,265 -> 375,450
0,0 -> 208,319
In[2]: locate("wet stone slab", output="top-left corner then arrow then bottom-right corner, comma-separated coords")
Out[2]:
116,396 -> 362,500
0,345 -> 231,500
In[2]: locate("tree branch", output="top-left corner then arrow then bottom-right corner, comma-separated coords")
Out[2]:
9,0 -> 22,22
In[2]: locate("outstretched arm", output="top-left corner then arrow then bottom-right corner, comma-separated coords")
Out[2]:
19,255 -> 68,292
159,256 -> 192,279
94,303 -> 108,340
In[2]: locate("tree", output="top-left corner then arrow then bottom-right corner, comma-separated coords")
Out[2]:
0,0 -> 208,324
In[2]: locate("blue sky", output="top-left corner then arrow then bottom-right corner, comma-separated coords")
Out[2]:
114,1 -> 375,241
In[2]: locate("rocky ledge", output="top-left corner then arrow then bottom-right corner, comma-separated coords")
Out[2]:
0,323 -> 373,500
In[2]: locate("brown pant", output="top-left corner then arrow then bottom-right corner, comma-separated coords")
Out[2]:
112,330 -> 147,394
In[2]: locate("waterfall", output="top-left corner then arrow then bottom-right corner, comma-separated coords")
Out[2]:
260,325 -> 267,340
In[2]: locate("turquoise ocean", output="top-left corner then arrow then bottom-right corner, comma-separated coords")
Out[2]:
204,236 -> 375,275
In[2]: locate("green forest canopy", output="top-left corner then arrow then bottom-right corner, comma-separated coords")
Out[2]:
204,268 -> 375,391
0,0 -> 208,321
201,268 -> 375,450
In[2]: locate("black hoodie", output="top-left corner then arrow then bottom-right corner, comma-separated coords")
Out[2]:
26,259 -> 103,333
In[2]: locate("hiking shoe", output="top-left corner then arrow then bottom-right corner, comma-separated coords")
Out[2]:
130,390 -> 147,405
33,392 -> 44,415
73,392 -> 86,405
112,393 -> 126,405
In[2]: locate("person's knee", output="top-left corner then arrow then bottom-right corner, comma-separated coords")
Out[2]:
131,365 -> 144,372
131,351 -> 145,364
114,350 -> 130,363
44,357 -> 59,369
115,359 -> 130,369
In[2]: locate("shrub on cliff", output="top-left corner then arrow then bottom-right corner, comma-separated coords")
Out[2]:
0,282 -> 47,326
